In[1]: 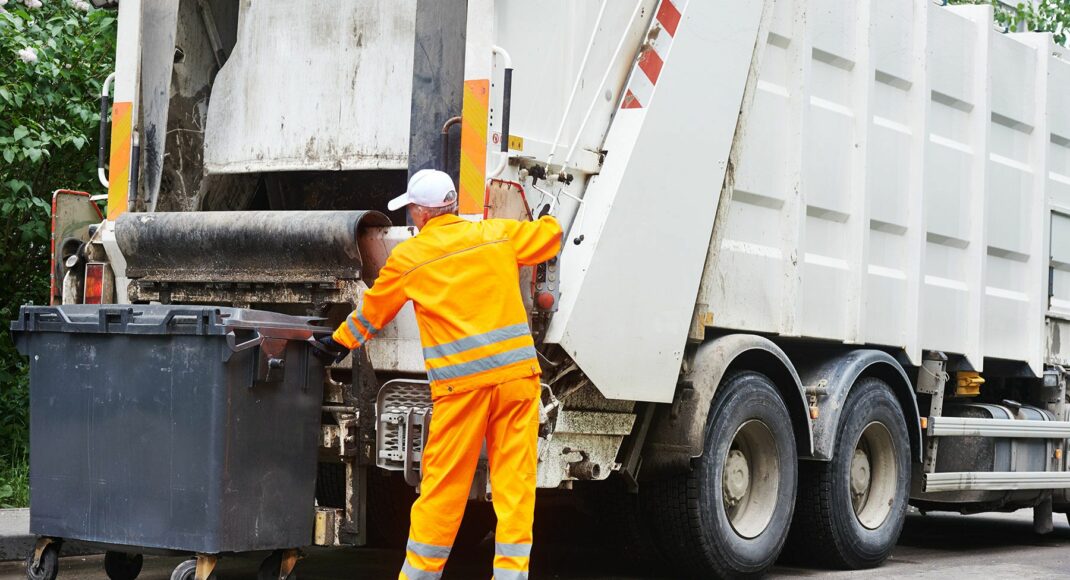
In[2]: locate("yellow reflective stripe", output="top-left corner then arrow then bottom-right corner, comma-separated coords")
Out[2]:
106,101 -> 133,219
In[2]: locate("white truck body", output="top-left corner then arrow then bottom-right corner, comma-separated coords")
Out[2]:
484,0 -> 1070,403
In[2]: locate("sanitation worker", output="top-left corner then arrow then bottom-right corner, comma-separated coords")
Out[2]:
313,169 -> 561,580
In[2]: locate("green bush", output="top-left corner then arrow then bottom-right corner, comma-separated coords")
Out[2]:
0,1 -> 116,507
949,1 -> 1070,46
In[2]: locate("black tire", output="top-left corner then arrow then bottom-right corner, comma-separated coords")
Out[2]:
25,542 -> 60,580
257,550 -> 297,580
104,551 -> 143,580
644,371 -> 798,578
785,377 -> 910,569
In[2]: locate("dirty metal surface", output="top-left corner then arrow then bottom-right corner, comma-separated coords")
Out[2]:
203,0 -> 416,174
155,0 -> 242,212
127,280 -> 360,308
115,211 -> 390,283
50,192 -> 103,305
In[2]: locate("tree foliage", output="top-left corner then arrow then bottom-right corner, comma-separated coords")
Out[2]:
0,0 -> 115,507
949,0 -> 1070,46
1003,1 -> 1070,45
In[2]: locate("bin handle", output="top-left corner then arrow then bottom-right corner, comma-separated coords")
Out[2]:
226,329 -> 263,352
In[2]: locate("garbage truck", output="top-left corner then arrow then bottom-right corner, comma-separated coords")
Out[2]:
32,0 -> 1070,577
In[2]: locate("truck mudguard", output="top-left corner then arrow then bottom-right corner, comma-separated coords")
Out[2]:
792,350 -> 922,462
642,334 -> 813,477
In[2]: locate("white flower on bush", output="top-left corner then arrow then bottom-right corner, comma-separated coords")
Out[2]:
0,0 -> 9,7
72,0 -> 90,11
17,47 -> 38,63
23,0 -> 43,8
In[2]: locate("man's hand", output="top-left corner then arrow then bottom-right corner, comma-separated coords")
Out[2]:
311,335 -> 350,365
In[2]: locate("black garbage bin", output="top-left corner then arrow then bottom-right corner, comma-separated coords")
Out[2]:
10,304 -> 326,556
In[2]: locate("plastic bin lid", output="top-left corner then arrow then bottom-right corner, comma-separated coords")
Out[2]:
11,304 -> 329,337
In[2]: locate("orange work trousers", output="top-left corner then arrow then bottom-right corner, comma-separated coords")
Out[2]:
399,375 -> 540,580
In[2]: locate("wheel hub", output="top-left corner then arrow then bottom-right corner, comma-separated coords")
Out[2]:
850,447 -> 871,499
852,422 -> 898,530
723,419 -> 780,539
723,449 -> 751,507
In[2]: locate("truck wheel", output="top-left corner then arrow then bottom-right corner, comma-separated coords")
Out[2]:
645,371 -> 797,578
786,377 -> 909,569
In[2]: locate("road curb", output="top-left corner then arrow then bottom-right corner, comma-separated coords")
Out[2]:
0,509 -> 99,562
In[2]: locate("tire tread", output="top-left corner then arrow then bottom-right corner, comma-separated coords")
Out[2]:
783,377 -> 909,569
644,370 -> 795,579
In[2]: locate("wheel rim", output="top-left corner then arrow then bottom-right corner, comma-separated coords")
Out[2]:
722,419 -> 780,539
851,421 -> 897,530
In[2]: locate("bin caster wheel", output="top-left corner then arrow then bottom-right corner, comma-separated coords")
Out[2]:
25,538 -> 60,580
170,560 -> 196,580
104,551 -> 143,580
171,554 -> 217,580
171,558 -> 218,580
258,549 -> 299,580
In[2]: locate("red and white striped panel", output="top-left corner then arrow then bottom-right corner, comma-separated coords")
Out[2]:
620,0 -> 687,110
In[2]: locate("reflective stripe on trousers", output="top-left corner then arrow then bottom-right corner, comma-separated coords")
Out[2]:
400,559 -> 442,580
492,542 -> 532,579
492,568 -> 529,580
398,376 -> 539,580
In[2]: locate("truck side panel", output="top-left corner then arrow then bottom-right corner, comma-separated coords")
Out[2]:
701,0 -> 1068,375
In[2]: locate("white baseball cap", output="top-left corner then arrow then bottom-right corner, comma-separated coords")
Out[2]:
387,169 -> 458,211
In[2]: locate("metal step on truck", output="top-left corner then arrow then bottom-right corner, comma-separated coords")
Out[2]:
35,0 -> 1070,577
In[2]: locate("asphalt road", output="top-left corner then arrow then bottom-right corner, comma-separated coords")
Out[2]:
2,510 -> 1067,579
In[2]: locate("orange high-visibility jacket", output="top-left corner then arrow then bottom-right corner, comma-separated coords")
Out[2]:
333,214 -> 562,398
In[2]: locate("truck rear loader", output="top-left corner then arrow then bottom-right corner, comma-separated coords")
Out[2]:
31,0 -> 1070,578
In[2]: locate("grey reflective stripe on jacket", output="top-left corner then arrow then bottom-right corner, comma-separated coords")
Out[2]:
427,345 -> 537,382
357,311 -> 379,335
423,323 -> 531,360
346,318 -> 368,346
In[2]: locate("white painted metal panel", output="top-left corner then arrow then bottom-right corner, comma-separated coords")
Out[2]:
1049,44 -> 1070,322
546,0 -> 767,402
204,1 -> 416,173
697,0 -> 1064,375
492,1 -> 655,171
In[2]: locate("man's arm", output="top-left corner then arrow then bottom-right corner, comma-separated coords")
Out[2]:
503,215 -> 563,265
332,258 -> 408,350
